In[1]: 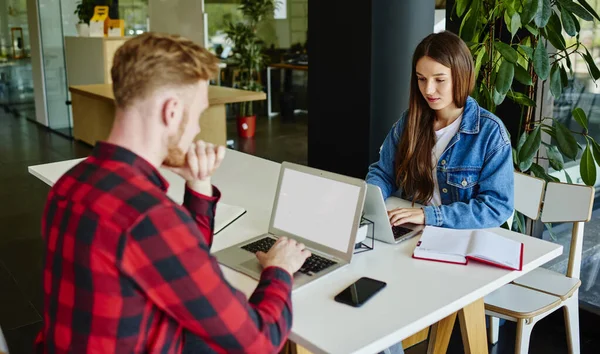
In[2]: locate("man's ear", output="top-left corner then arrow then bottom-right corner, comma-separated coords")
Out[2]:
161,97 -> 183,131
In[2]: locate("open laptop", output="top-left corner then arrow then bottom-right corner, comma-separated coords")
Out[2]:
214,162 -> 367,290
363,184 -> 423,244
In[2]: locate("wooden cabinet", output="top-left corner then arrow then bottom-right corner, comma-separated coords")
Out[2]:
64,36 -> 130,86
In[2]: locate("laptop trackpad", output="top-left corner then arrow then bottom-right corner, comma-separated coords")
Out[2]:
240,258 -> 263,275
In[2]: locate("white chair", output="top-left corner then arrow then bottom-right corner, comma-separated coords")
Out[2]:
485,181 -> 595,353
488,172 -> 547,343
504,171 -> 546,233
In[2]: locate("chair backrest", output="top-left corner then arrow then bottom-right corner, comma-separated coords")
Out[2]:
541,182 -> 595,278
514,171 -> 546,220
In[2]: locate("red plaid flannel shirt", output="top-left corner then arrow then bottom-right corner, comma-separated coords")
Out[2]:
35,142 -> 293,353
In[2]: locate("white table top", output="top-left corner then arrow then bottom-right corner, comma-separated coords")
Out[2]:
28,150 -> 563,354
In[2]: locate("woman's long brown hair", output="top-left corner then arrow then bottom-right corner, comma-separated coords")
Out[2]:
395,31 -> 475,204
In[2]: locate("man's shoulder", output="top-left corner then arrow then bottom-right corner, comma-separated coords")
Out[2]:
54,158 -> 174,227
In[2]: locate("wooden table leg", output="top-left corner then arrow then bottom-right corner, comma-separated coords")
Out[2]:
427,311 -> 457,354
457,297 -> 488,354
428,297 -> 488,354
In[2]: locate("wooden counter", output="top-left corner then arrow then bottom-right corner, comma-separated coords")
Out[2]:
69,84 -> 266,146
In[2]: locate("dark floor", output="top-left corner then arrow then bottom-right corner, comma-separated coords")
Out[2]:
1,109 -> 600,353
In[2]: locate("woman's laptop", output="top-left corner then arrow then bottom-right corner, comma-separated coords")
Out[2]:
213,162 -> 367,291
363,184 -> 423,244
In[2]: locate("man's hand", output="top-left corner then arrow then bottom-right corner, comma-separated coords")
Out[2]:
256,237 -> 312,276
387,208 -> 425,226
166,141 -> 226,196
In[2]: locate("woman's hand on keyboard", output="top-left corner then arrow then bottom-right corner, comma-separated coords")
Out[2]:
256,237 -> 311,277
388,207 -> 425,226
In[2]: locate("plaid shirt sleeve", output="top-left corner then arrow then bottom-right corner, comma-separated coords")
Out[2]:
119,185 -> 293,353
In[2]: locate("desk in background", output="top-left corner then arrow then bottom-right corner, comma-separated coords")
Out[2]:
267,63 -> 308,118
69,84 -> 265,147
28,151 -> 562,354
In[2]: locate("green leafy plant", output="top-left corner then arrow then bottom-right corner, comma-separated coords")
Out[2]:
453,0 -> 600,234
74,0 -> 113,24
225,0 -> 279,117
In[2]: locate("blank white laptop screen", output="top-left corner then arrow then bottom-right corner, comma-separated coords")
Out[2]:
272,168 -> 361,253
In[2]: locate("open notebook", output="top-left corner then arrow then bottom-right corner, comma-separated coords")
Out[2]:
413,226 -> 523,271
214,203 -> 246,235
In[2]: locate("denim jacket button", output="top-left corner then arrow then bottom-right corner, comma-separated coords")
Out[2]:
461,179 -> 468,187
441,160 -> 446,165
442,188 -> 448,193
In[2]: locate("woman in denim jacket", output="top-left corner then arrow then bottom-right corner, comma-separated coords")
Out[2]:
367,31 -> 514,230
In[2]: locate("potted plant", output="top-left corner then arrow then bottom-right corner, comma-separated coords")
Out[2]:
74,0 -> 113,37
225,0 -> 279,138
452,0 -> 600,234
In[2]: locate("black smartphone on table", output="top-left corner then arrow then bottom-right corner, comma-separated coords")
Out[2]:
334,277 -> 387,307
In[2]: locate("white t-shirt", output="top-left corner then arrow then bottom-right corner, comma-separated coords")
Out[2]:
431,115 -> 462,206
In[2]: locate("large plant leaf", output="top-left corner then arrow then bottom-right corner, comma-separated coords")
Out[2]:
550,64 -> 563,99
525,24 -> 540,36
521,0 -> 540,25
512,147 -> 519,166
496,60 -> 515,95
519,44 -> 534,60
513,210 -> 526,234
493,87 -> 507,105
576,0 -> 600,21
572,107 -> 588,131
507,91 -> 536,106
519,126 -> 542,163
560,5 -> 578,36
534,0 -> 552,27
456,0 -> 471,17
530,163 -> 560,182
580,142 -> 596,186
558,0 -> 594,21
495,42 -> 518,63
480,84 -> 493,112
548,10 -> 564,36
533,40 -> 550,80
582,48 -> 600,80
554,120 -> 579,160
592,139 -> 600,168
519,156 -> 534,172
543,13 -> 567,50
460,7 -> 479,41
474,46 -> 487,80
510,12 -> 522,38
560,64 -> 569,87
542,127 -> 558,139
546,145 -> 565,170
514,64 -> 533,86
518,131 -> 528,151
565,170 -> 573,183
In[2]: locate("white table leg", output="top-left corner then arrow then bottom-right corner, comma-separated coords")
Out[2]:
267,66 -> 278,118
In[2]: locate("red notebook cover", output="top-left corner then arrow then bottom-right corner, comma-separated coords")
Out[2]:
412,241 -> 524,271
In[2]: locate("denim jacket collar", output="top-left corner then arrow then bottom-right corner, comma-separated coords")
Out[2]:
458,96 -> 480,135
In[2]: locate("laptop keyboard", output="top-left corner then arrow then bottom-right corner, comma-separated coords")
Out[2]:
241,237 -> 337,276
392,225 -> 413,239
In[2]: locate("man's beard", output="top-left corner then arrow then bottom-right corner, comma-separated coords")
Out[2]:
163,113 -> 190,167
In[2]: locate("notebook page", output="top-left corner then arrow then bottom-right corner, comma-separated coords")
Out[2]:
413,227 -> 471,263
467,230 -> 521,269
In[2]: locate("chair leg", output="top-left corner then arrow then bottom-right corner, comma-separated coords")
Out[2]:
488,316 -> 500,345
515,318 -> 534,354
563,293 -> 580,354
